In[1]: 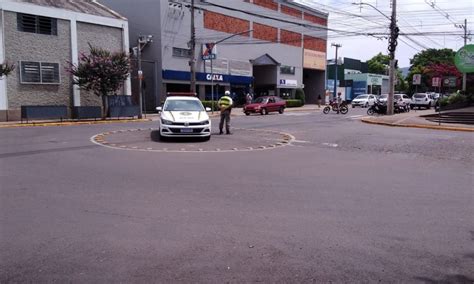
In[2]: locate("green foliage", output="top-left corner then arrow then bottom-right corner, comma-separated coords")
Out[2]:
367,52 -> 390,75
67,44 -> 130,98
295,88 -> 305,105
407,48 -> 457,94
395,69 -> 407,93
201,100 -> 219,111
0,62 -> 15,77
285,99 -> 303,107
439,93 -> 472,107
447,93 -> 468,105
410,48 -> 455,67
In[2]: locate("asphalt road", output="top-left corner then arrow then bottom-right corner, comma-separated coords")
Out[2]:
1,108 -> 473,283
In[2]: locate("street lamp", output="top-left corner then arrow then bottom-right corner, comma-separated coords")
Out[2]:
136,35 -> 153,119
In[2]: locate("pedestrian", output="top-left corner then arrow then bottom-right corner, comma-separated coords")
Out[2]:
336,92 -> 342,114
246,93 -> 252,105
218,91 -> 233,135
317,94 -> 322,108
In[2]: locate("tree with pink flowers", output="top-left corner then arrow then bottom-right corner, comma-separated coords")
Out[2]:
67,44 -> 130,118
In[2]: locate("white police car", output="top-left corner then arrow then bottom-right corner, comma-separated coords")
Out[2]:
156,96 -> 211,140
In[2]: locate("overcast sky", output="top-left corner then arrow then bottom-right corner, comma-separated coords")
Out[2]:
296,0 -> 473,67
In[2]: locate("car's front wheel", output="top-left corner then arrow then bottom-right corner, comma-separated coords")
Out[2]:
278,107 -> 284,114
245,111 -> 250,116
158,131 -> 166,141
261,108 -> 268,115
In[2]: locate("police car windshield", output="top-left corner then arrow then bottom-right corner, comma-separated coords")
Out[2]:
164,100 -> 204,111
254,97 -> 268,103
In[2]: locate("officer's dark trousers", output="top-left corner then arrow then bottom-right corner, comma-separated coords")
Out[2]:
219,110 -> 231,133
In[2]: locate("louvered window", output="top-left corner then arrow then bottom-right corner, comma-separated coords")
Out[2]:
20,61 -> 60,84
17,13 -> 57,35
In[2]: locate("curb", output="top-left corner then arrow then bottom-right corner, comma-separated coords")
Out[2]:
361,118 -> 474,132
0,118 -> 151,128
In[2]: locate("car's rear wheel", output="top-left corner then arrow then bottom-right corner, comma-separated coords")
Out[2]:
245,111 -> 250,116
278,107 -> 284,114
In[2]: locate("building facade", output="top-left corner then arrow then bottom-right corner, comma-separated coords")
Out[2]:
0,0 -> 130,121
327,57 -> 389,101
101,0 -> 328,108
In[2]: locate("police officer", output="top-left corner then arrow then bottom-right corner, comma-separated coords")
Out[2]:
218,91 -> 233,135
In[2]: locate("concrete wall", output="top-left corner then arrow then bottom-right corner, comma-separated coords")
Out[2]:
76,22 -> 124,106
4,11 -> 71,119
100,0 -> 163,109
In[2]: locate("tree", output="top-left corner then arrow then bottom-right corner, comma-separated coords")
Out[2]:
406,48 -> 457,94
0,62 -> 15,78
367,52 -> 390,75
410,48 -> 455,67
67,44 -> 130,118
395,70 -> 407,93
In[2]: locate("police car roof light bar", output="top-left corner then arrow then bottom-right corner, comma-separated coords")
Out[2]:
166,92 -> 197,97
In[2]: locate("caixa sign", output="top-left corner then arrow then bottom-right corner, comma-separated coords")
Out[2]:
206,74 -> 224,81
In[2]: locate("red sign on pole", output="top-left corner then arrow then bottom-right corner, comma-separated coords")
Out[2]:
432,77 -> 440,87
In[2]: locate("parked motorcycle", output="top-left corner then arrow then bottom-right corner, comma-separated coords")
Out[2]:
367,100 -> 387,115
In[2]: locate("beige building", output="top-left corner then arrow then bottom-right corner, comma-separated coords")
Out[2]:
0,0 -> 130,121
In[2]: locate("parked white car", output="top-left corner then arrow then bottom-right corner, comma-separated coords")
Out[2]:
411,93 -> 435,109
351,94 -> 377,108
156,96 -> 211,140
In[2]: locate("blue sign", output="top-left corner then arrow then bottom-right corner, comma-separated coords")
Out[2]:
162,70 -> 253,84
352,81 -> 367,98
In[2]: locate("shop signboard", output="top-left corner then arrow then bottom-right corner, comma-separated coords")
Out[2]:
352,81 -> 367,97
432,77 -> 441,87
454,44 -> 474,73
413,74 -> 422,85
368,74 -> 383,85
279,79 -> 298,87
303,49 -> 326,70
443,77 -> 457,87
202,43 -> 216,60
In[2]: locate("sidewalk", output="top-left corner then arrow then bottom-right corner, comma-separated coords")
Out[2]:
361,106 -> 474,132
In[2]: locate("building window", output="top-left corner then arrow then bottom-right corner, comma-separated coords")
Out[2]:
280,65 -> 295,75
20,61 -> 60,84
17,13 -> 57,35
172,47 -> 191,58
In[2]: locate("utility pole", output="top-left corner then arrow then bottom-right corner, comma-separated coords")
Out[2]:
136,35 -> 153,119
387,0 -> 398,115
137,41 -> 143,119
461,19 -> 468,92
189,0 -> 196,94
331,43 -> 341,100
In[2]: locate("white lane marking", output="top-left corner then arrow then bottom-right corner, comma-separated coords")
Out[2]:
322,142 -> 338,147
283,112 -> 313,116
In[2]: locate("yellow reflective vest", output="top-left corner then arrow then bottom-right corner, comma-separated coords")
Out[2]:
218,95 -> 233,110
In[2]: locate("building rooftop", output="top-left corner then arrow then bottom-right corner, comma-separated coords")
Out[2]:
8,0 -> 126,20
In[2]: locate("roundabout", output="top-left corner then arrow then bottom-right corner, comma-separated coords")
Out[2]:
91,128 -> 295,153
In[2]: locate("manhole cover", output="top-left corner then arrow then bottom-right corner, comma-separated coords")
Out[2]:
91,128 -> 294,153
